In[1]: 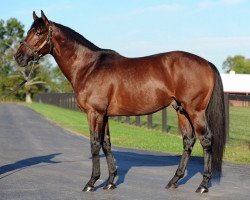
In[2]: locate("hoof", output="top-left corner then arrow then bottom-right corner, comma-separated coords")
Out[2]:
165,182 -> 178,189
103,183 -> 116,190
82,185 -> 94,192
195,186 -> 209,193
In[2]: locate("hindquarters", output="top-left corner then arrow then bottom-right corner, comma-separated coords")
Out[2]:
167,53 -> 226,192
183,62 -> 226,177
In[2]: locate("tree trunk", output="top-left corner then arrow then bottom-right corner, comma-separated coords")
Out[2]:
25,92 -> 32,103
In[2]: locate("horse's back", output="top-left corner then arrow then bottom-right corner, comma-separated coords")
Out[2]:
105,51 -> 214,116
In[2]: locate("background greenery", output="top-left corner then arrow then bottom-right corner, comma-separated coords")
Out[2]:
223,55 -> 250,74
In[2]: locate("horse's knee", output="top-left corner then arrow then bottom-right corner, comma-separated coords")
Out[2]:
91,141 -> 101,155
102,140 -> 112,154
183,134 -> 196,152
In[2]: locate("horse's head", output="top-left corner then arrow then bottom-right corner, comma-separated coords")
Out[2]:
15,10 -> 53,67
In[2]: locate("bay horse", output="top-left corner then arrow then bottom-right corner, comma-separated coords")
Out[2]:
15,11 -> 226,193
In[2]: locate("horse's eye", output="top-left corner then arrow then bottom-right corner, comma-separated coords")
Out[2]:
36,31 -> 42,36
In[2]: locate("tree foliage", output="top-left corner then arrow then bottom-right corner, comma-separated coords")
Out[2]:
222,55 -> 250,74
50,67 -> 73,93
0,18 -> 24,99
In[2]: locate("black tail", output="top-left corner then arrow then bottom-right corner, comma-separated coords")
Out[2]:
206,63 -> 227,177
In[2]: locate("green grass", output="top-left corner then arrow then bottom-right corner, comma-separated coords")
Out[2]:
22,102 -> 250,164
225,106 -> 250,163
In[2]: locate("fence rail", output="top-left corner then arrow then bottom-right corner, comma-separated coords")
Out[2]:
34,93 -> 249,134
227,94 -> 250,106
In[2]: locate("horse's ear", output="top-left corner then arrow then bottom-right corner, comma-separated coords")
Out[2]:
33,11 -> 38,21
41,10 -> 50,27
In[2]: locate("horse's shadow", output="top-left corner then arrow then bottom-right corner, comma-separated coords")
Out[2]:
96,150 -> 205,189
0,153 -> 61,179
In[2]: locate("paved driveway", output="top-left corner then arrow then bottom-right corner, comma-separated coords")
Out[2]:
0,103 -> 249,200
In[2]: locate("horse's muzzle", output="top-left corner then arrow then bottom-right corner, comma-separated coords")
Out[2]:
14,52 -> 29,67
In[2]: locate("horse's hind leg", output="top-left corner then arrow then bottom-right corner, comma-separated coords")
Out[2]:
102,117 -> 117,190
192,112 -> 212,193
166,108 -> 196,189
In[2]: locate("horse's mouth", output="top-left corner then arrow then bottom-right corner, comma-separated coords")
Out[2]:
15,56 -> 30,67
17,60 -> 28,68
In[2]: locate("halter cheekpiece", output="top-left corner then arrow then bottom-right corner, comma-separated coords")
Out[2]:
20,25 -> 53,63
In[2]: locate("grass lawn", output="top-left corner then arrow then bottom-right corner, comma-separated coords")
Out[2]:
23,102 -> 250,164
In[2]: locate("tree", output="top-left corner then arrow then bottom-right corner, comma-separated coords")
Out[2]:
0,18 -> 23,93
222,55 -> 250,74
8,57 -> 53,102
50,67 -> 73,93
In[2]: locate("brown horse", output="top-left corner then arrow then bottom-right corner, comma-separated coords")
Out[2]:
15,11 -> 226,193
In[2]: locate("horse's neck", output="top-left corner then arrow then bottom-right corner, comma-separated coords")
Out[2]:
51,24 -> 100,88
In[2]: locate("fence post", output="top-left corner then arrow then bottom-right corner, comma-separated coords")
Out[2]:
117,116 -> 122,122
224,94 -> 229,138
136,116 -> 141,127
70,93 -> 73,110
73,94 -> 77,110
126,116 -> 130,124
162,108 -> 168,132
147,114 -> 153,129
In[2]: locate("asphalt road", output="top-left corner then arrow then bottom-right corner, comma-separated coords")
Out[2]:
0,103 -> 249,200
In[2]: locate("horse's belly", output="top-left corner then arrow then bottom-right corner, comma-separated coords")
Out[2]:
107,89 -> 173,116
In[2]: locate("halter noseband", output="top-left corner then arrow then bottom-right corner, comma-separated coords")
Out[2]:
21,25 -> 53,63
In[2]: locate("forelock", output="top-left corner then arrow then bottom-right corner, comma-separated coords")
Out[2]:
30,18 -> 46,30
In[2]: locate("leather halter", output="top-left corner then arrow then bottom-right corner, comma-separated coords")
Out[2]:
21,25 -> 53,63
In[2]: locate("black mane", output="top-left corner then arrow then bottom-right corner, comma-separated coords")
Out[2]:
53,22 -> 101,51
54,22 -> 120,55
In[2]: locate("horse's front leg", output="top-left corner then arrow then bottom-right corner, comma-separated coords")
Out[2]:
83,110 -> 104,192
102,117 -> 117,190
